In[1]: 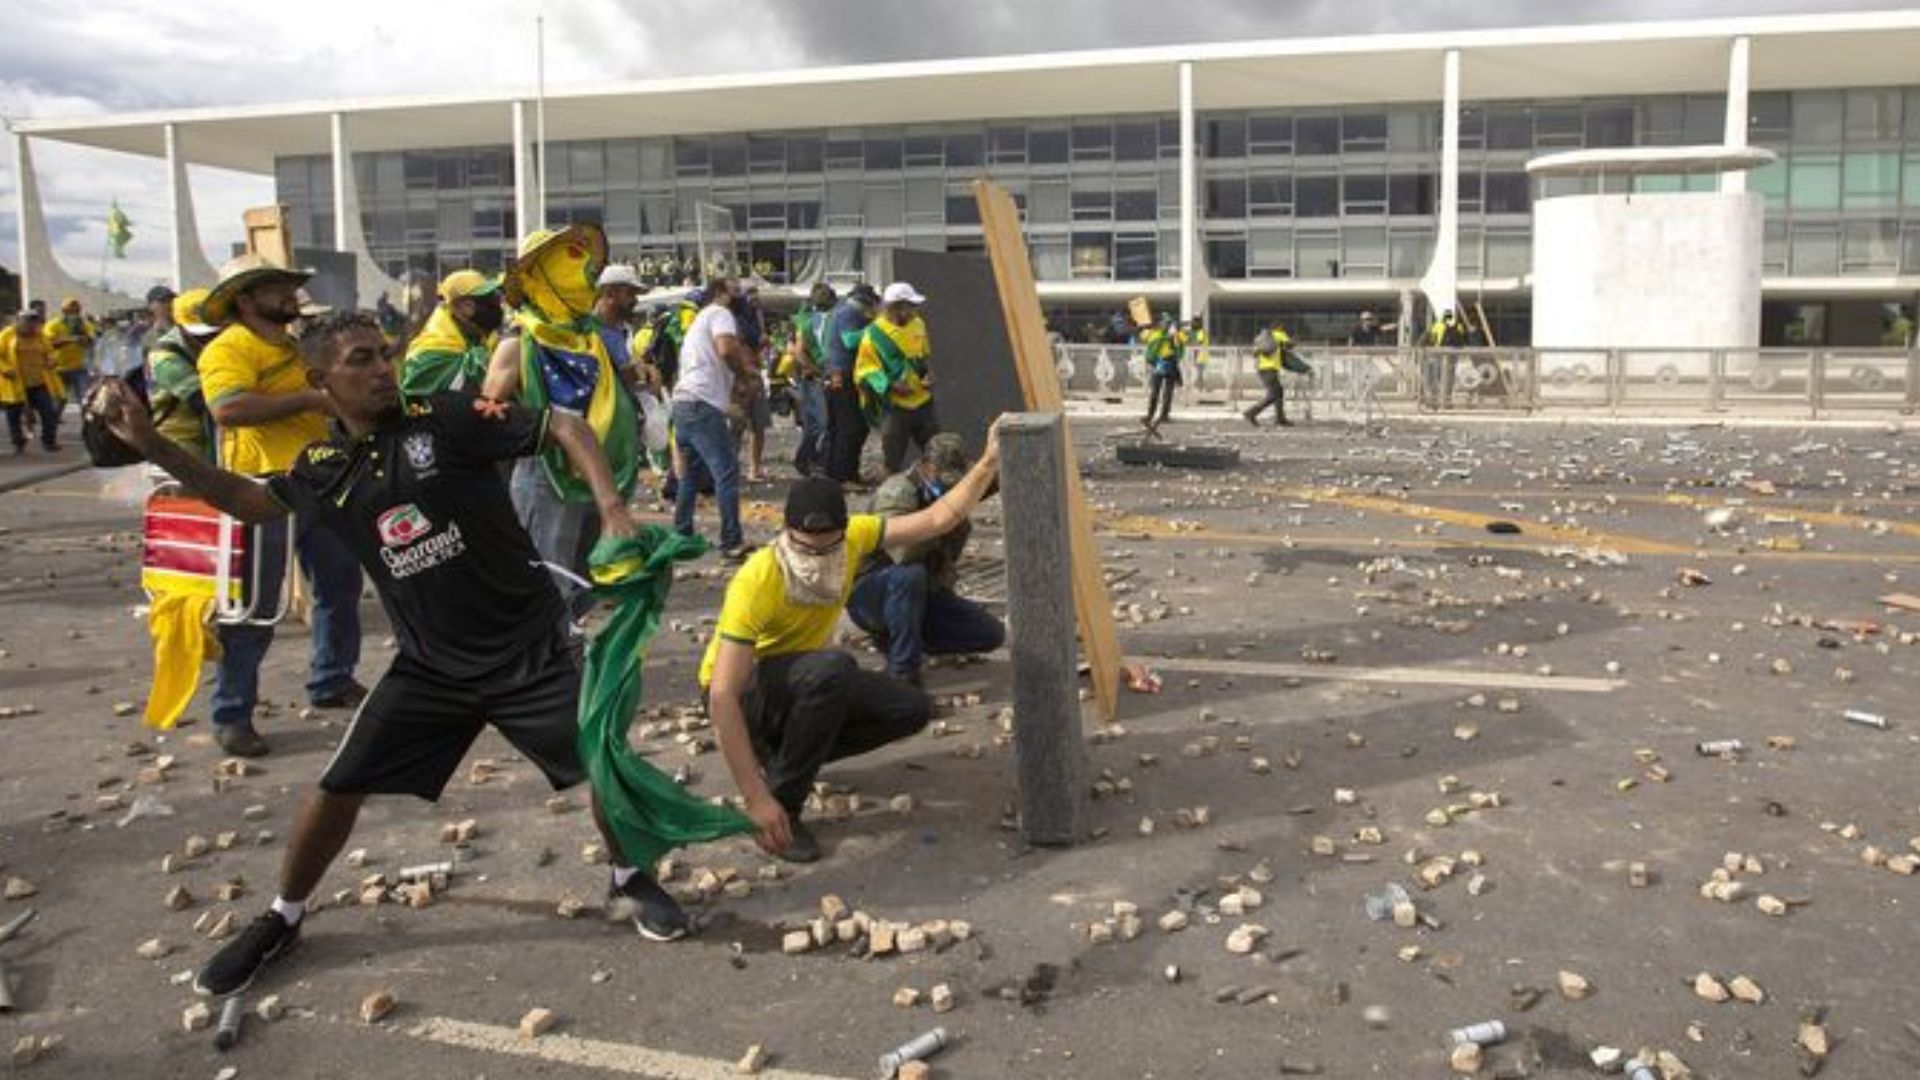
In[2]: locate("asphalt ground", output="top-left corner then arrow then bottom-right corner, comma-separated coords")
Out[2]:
2,412 -> 1919,1079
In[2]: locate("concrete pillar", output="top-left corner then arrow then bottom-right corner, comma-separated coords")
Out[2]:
1178,61 -> 1198,323
329,112 -> 404,307
11,131 -> 29,306
329,112 -> 351,254
165,123 -> 220,289
512,99 -> 531,239
999,412 -> 1090,847
1418,49 -> 1462,324
10,131 -> 132,311
1721,36 -> 1752,194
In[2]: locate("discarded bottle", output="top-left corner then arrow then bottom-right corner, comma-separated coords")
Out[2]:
1447,1020 -> 1508,1047
1623,1059 -> 1659,1080
1843,710 -> 1889,730
214,994 -> 245,1051
877,1027 -> 949,1079
0,959 -> 15,1013
1695,739 -> 1745,756
1363,883 -> 1412,922
0,907 -> 36,945
397,862 -> 454,883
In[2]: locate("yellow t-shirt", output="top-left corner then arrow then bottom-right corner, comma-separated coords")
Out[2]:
44,317 -> 93,373
198,323 -> 327,475
698,515 -> 887,688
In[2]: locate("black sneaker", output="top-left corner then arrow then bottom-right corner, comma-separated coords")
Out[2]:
215,724 -> 270,758
608,871 -> 690,942
310,680 -> 369,710
194,911 -> 299,996
719,543 -> 755,563
779,817 -> 823,865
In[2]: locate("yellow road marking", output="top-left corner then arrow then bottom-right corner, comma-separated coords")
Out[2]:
399,1015 -> 855,1080
1153,657 -> 1621,693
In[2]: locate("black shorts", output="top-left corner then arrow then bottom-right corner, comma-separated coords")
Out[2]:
319,632 -> 586,801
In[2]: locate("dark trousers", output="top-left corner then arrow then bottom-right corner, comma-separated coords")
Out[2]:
1146,372 -> 1179,424
879,402 -> 939,475
847,564 -> 1007,676
825,380 -> 868,483
1246,368 -> 1287,423
5,388 -> 59,449
742,650 -> 931,814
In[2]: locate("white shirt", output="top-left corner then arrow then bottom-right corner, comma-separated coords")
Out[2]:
671,304 -> 738,412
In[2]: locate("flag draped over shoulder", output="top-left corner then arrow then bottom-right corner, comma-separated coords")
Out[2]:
107,201 -> 133,258
853,315 -> 931,426
579,527 -> 753,868
513,306 -> 639,502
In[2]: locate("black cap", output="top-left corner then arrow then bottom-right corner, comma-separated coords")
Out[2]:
146,285 -> 177,305
784,477 -> 848,533
848,283 -> 881,308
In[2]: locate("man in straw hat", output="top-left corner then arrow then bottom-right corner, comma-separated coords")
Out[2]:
87,306 -> 712,997
197,253 -> 367,757
483,225 -> 642,611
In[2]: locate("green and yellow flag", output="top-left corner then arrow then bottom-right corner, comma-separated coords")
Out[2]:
106,201 -> 133,258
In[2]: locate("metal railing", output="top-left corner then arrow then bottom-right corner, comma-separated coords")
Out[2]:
1049,343 -> 1920,420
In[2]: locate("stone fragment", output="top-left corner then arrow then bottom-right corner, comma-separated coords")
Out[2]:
1693,972 -> 1729,1002
135,937 -> 173,960
518,1007 -> 557,1039
819,894 -> 849,922
1557,970 -> 1593,1001
2,878 -> 36,900
1755,894 -> 1789,916
1799,1021 -> 1830,1057
182,1002 -> 213,1032
930,983 -> 955,1013
1225,924 -> 1268,954
892,987 -> 921,1009
897,1063 -> 930,1080
359,989 -> 397,1024
182,834 -> 210,859
736,1044 -> 768,1075
1158,910 -> 1189,933
1449,1041 -> 1484,1074
164,885 -> 193,911
1728,975 -> 1764,1004
781,930 -> 812,955
256,995 -> 285,1022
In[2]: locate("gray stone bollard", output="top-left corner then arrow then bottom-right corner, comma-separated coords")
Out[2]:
998,412 -> 1089,847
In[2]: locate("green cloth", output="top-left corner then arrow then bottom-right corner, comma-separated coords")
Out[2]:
147,329 -> 212,461
580,527 -> 753,867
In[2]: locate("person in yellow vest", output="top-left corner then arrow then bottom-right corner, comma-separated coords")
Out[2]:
1243,323 -> 1309,427
198,253 -> 367,757
1139,313 -> 1188,429
1423,310 -> 1468,408
1,310 -> 63,452
45,297 -> 98,405
854,282 -> 937,474
401,270 -> 505,396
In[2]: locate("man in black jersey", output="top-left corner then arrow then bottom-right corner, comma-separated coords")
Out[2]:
89,310 -> 696,1000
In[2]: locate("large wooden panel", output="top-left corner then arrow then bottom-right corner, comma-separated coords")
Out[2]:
974,180 -> 1123,723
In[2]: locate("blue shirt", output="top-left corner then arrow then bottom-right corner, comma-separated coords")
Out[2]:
596,321 -> 633,370
825,301 -> 872,376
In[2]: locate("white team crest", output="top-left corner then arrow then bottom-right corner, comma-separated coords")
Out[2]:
403,432 -> 435,471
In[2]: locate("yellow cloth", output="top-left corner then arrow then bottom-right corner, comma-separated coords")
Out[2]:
1256,327 -> 1293,372
854,314 -> 932,411
199,322 -> 326,474
44,315 -> 95,373
698,515 -> 886,687
143,589 -> 220,731
0,326 -> 59,406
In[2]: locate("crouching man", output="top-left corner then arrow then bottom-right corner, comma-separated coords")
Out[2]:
701,425 -> 1002,863
90,311 -> 698,1000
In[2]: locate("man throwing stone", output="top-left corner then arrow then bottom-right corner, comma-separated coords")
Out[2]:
90,311 -> 698,999
701,429 -> 1002,863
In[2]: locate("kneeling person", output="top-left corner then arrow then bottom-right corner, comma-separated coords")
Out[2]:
91,312 -> 690,1000
849,434 -> 1005,684
702,433 -> 1001,863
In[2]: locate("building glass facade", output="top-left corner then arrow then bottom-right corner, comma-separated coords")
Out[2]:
273,86 -> 1920,343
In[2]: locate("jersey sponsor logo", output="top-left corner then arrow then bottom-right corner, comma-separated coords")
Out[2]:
379,520 -> 466,579
376,503 -> 432,548
403,431 -> 436,472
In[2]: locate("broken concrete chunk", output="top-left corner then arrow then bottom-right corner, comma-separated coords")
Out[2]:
359,989 -> 397,1024
2,878 -> 36,900
255,995 -> 285,1022
1755,894 -> 1789,917
1557,970 -> 1593,1001
892,987 -> 921,1009
1728,975 -> 1765,1004
1693,972 -> 1730,1003
1799,1021 -> 1830,1058
1158,910 -> 1189,933
135,937 -> 173,960
1225,924 -> 1269,955
735,1043 -> 768,1075
929,983 -> 955,1014
182,1001 -> 213,1032
518,1007 -> 557,1039
781,930 -> 812,955
164,885 -> 193,911
1449,1041 -> 1484,1074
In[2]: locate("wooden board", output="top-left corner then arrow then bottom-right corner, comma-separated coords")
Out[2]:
892,249 -> 1024,462
1878,592 -> 1920,613
974,179 -> 1123,722
1128,297 -> 1154,328
243,205 -> 294,268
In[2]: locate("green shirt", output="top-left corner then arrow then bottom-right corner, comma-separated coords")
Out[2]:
146,328 -> 212,461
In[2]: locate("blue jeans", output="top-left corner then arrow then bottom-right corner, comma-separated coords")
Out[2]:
791,378 -> 828,475
509,458 -> 601,616
212,516 -> 364,730
671,399 -> 742,550
5,387 -> 59,449
60,369 -> 89,410
847,563 -> 1006,676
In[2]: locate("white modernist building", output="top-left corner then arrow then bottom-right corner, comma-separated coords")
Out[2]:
11,11 -> 1920,346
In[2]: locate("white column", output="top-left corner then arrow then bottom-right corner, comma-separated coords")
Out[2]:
329,112 -> 351,252
11,131 -> 29,306
512,100 -> 531,239
1722,36 -> 1752,194
1178,61 -> 1198,323
1418,49 -> 1462,322
164,123 -> 220,288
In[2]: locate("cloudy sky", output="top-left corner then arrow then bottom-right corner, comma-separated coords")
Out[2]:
0,0 -> 1907,297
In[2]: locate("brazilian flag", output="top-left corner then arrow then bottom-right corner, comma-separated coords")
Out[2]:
106,201 -> 133,259
579,527 -> 752,867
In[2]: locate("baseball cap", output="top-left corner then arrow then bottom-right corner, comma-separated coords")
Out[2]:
440,269 -> 502,302
922,433 -> 971,487
847,283 -> 881,308
784,477 -> 849,533
596,263 -> 644,290
882,282 -> 926,306
146,285 -> 177,306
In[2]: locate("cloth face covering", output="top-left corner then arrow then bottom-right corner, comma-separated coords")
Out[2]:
772,532 -> 846,608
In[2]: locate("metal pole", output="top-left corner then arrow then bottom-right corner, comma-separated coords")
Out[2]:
535,13 -> 548,231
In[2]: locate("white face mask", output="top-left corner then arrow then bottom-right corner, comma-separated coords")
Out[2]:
772,532 -> 846,608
